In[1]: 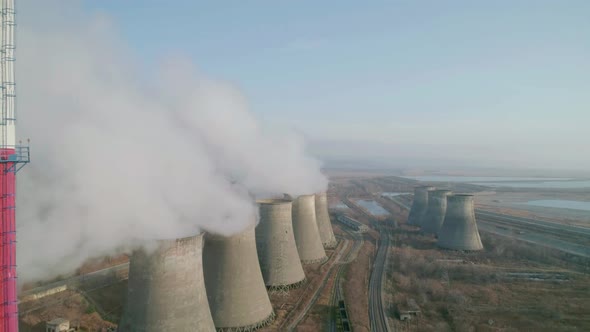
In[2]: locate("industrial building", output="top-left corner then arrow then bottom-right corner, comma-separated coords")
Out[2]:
256,199 -> 306,291
204,226 -> 275,331
0,1 -> 30,329
421,189 -> 452,235
437,194 -> 484,251
315,192 -> 338,248
337,215 -> 369,233
292,195 -> 328,264
119,234 -> 215,331
46,318 -> 72,332
407,186 -> 435,226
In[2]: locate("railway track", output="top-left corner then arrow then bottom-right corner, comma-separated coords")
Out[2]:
329,228 -> 364,332
368,222 -> 390,332
338,194 -> 392,331
285,237 -> 350,331
475,210 -> 590,242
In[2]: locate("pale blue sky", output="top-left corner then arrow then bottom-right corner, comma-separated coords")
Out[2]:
79,0 -> 590,170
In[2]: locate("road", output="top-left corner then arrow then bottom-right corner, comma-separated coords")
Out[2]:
368,222 -> 391,332
340,193 -> 395,331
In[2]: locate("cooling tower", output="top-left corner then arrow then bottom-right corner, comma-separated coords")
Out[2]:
315,192 -> 338,248
119,234 -> 215,332
421,189 -> 452,235
256,199 -> 306,291
407,186 -> 435,226
203,226 -> 275,331
437,194 -> 483,251
292,194 -> 328,264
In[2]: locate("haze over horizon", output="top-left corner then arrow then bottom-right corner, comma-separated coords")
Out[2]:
81,0 -> 589,171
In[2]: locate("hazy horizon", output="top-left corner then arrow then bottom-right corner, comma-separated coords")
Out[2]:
76,0 -> 590,171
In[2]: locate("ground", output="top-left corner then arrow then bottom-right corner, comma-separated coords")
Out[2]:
19,289 -> 118,332
18,169 -> 590,331
384,227 -> 590,331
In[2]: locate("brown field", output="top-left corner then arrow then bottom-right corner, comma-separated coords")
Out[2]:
19,173 -> 590,331
384,227 -> 590,332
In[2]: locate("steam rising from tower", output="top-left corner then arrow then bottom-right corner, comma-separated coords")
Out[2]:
16,0 -> 327,283
203,225 -> 275,330
437,194 -> 483,251
119,234 -> 215,331
407,186 -> 435,226
255,199 -> 306,291
421,189 -> 452,235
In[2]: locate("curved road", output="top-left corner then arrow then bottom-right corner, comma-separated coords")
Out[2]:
368,223 -> 391,332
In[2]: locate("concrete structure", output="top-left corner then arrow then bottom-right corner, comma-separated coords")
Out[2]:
46,318 -> 71,332
407,186 -> 435,226
421,190 -> 452,235
337,215 -> 369,233
256,199 -> 306,291
292,195 -> 328,264
437,194 -> 484,251
315,192 -> 338,248
204,226 -> 275,331
0,2 -> 31,330
119,234 -> 215,332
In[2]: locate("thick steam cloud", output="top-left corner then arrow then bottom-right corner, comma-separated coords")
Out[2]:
16,1 -> 326,283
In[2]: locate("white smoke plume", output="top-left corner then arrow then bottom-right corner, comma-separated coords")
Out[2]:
16,1 -> 326,283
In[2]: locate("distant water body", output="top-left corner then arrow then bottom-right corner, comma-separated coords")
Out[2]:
403,176 -> 570,182
381,192 -> 408,197
356,200 -> 389,216
525,200 -> 590,212
402,176 -> 590,189
473,181 -> 590,189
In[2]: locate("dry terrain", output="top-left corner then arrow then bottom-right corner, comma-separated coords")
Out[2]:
19,171 -> 590,331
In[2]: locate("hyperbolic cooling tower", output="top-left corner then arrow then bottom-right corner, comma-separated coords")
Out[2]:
437,194 -> 484,251
256,199 -> 306,291
315,192 -> 338,248
292,194 -> 328,264
203,225 -> 275,331
407,186 -> 435,226
421,189 -> 452,235
119,234 -> 215,332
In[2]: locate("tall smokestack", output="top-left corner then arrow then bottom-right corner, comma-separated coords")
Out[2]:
407,186 -> 435,226
119,234 -> 215,331
315,192 -> 337,248
421,189 -> 452,235
203,225 -> 275,331
292,195 -> 328,264
256,199 -> 306,291
437,194 -> 483,251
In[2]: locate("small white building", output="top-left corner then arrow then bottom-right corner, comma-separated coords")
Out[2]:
46,318 -> 70,332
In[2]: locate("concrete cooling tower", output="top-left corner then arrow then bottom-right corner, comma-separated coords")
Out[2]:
292,194 -> 328,264
203,226 -> 275,331
255,199 -> 306,291
438,194 -> 484,251
421,189 -> 452,235
407,186 -> 435,226
119,234 -> 215,332
315,192 -> 338,248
